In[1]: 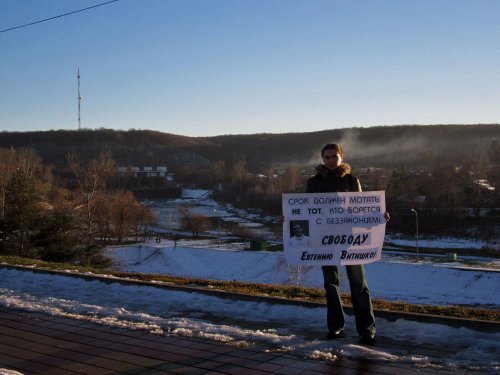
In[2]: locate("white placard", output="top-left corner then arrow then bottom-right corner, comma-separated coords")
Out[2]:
282,191 -> 386,266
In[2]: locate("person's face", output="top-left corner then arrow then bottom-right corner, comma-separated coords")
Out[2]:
322,149 -> 342,170
293,224 -> 303,236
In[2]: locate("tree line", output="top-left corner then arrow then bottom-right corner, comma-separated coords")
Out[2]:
172,147 -> 499,244
0,147 -> 155,265
1,125 -> 499,171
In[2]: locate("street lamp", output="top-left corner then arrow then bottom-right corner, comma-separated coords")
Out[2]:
213,209 -> 221,247
410,209 -> 419,261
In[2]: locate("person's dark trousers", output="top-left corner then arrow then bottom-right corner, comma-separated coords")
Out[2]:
322,264 -> 376,336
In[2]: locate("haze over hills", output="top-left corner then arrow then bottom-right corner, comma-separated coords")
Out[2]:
0,124 -> 498,170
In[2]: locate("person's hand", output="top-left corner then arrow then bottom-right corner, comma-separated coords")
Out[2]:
384,212 -> 391,222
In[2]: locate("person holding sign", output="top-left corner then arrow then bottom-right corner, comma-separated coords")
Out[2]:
306,143 -> 389,345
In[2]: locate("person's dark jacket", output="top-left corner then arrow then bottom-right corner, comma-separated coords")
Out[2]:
306,163 -> 361,193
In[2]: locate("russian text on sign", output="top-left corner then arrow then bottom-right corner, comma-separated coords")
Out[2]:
282,191 -> 386,266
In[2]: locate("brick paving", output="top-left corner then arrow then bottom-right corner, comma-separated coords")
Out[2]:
0,305 -> 492,375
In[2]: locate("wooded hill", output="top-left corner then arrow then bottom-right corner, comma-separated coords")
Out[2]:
0,124 -> 498,171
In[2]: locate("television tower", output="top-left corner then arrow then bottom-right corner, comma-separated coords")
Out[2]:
77,68 -> 82,130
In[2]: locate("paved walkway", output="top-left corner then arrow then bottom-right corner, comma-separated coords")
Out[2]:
0,305 -> 493,375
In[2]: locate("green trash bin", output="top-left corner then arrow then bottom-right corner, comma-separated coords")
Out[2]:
249,240 -> 268,251
444,253 -> 457,261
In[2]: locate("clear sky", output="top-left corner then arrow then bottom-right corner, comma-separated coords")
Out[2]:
1,0 -> 499,137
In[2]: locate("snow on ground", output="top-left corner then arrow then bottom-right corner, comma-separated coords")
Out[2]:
104,240 -> 500,308
0,267 -> 498,372
385,234 -> 497,250
181,189 -> 212,199
0,370 -> 24,375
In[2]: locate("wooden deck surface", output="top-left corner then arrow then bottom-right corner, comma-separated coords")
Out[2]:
1,305 -> 493,375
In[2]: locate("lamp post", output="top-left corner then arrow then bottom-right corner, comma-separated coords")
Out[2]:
410,209 -> 419,261
213,209 -> 220,247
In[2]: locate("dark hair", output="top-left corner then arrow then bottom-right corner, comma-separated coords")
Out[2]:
321,143 -> 344,157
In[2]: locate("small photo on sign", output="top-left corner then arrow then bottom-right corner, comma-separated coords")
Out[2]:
289,220 -> 310,247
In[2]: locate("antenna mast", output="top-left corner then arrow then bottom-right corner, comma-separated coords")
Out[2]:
77,68 -> 81,130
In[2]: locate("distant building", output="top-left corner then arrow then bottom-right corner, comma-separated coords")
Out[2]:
475,179 -> 495,191
118,166 -> 168,178
117,166 -> 179,199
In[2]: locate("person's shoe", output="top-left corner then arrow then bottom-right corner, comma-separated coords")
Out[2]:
359,333 -> 376,346
326,329 -> 344,339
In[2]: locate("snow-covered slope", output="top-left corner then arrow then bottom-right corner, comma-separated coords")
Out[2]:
105,240 -> 500,308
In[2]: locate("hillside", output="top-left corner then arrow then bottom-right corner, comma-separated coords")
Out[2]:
206,124 -> 500,169
1,124 -> 499,170
0,129 -> 216,167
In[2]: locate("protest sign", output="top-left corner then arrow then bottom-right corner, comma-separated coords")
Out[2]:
282,191 -> 386,266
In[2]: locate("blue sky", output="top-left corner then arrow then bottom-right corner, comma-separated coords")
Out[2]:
1,0 -> 499,137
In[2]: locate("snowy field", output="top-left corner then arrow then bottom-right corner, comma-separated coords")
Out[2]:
104,239 -> 499,308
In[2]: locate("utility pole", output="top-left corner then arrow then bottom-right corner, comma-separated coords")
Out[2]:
410,209 -> 419,261
77,68 -> 81,130
213,208 -> 221,247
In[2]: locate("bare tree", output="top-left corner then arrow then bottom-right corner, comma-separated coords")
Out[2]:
461,152 -> 490,218
109,191 -> 143,243
423,161 -> 462,220
178,205 -> 211,238
286,265 -> 310,287
95,192 -> 112,243
133,204 -> 155,242
207,160 -> 226,186
280,165 -> 302,192
229,160 -> 247,188
16,148 -> 41,178
0,148 -> 16,218
67,150 -> 116,246
277,256 -> 312,287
